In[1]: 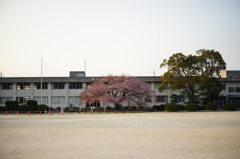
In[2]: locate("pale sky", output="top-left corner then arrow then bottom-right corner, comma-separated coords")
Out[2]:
0,0 -> 240,77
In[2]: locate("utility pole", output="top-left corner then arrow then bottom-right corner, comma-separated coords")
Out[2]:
84,58 -> 86,76
41,58 -> 42,104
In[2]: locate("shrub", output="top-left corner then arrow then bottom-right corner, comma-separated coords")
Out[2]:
106,106 -> 111,110
165,103 -> 178,112
57,107 -> 61,111
5,100 -> 19,111
159,104 -> 165,111
123,106 -> 129,110
19,105 -> 28,111
153,105 -> 161,111
198,106 -> 205,110
0,106 -> 5,111
27,100 -> 38,106
73,107 -> 78,110
205,103 -> 218,111
64,107 -> 69,110
27,100 -> 38,111
27,105 -> 36,111
132,106 -> 137,110
178,104 -> 185,111
37,104 -> 47,111
223,103 -> 237,111
185,103 -> 198,111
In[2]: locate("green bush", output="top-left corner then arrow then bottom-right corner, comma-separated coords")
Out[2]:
64,107 -> 69,110
106,106 -> 111,110
198,106 -> 205,110
177,104 -> 185,110
185,103 -> 198,111
123,106 -> 129,110
0,106 -> 5,111
27,100 -> 38,106
19,105 -> 28,111
5,100 -> 19,111
57,107 -> 61,111
153,105 -> 161,111
165,103 -> 178,112
159,104 -> 165,111
205,103 -> 218,111
27,100 -> 38,111
223,103 -> 236,111
37,104 -> 47,111
27,105 -> 36,111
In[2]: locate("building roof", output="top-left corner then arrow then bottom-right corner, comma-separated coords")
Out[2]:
0,76 -> 162,83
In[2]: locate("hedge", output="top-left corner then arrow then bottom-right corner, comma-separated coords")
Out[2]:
0,106 -> 5,111
153,105 -> 161,111
27,100 -> 38,111
223,103 -> 237,111
205,103 -> 218,111
165,103 -> 178,112
19,105 -> 28,111
106,106 -> 111,110
178,104 -> 185,111
5,100 -> 19,111
185,103 -> 198,111
37,104 -> 47,111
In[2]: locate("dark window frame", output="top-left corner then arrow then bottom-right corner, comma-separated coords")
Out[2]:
69,82 -> 82,89
34,83 -> 48,89
1,83 -> 13,89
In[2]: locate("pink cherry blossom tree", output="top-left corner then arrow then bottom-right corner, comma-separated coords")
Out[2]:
80,75 -> 154,109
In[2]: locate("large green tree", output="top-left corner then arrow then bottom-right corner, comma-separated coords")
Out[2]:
159,49 -> 226,103
159,53 -> 199,102
196,49 -> 226,103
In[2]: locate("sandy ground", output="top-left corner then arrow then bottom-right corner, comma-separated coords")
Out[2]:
0,111 -> 240,159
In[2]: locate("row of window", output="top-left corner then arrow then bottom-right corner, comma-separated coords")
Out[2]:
0,83 -> 83,90
155,95 -> 199,103
0,96 -> 81,104
0,96 -> 178,104
229,87 -> 240,93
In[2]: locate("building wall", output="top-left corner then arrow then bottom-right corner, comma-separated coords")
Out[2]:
1,71 -> 240,108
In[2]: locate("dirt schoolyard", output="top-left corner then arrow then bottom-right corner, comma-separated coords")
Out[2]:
0,111 -> 240,159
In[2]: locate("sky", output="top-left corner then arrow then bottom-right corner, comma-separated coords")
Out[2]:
0,0 -> 240,77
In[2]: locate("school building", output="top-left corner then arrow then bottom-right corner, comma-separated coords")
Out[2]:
0,70 -> 239,108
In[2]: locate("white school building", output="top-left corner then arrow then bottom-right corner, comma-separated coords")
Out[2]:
0,70 -> 240,108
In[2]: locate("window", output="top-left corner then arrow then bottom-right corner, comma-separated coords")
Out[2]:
1,83 -> 12,89
86,82 -> 92,86
34,97 -> 48,104
52,83 -> 65,89
156,95 -> 168,102
229,87 -> 240,93
16,97 -> 29,103
68,96 -> 80,104
17,83 -> 30,90
69,83 -> 82,89
0,97 -> 13,104
86,101 -> 100,107
177,95 -> 184,102
51,97 -> 65,104
34,83 -> 48,89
